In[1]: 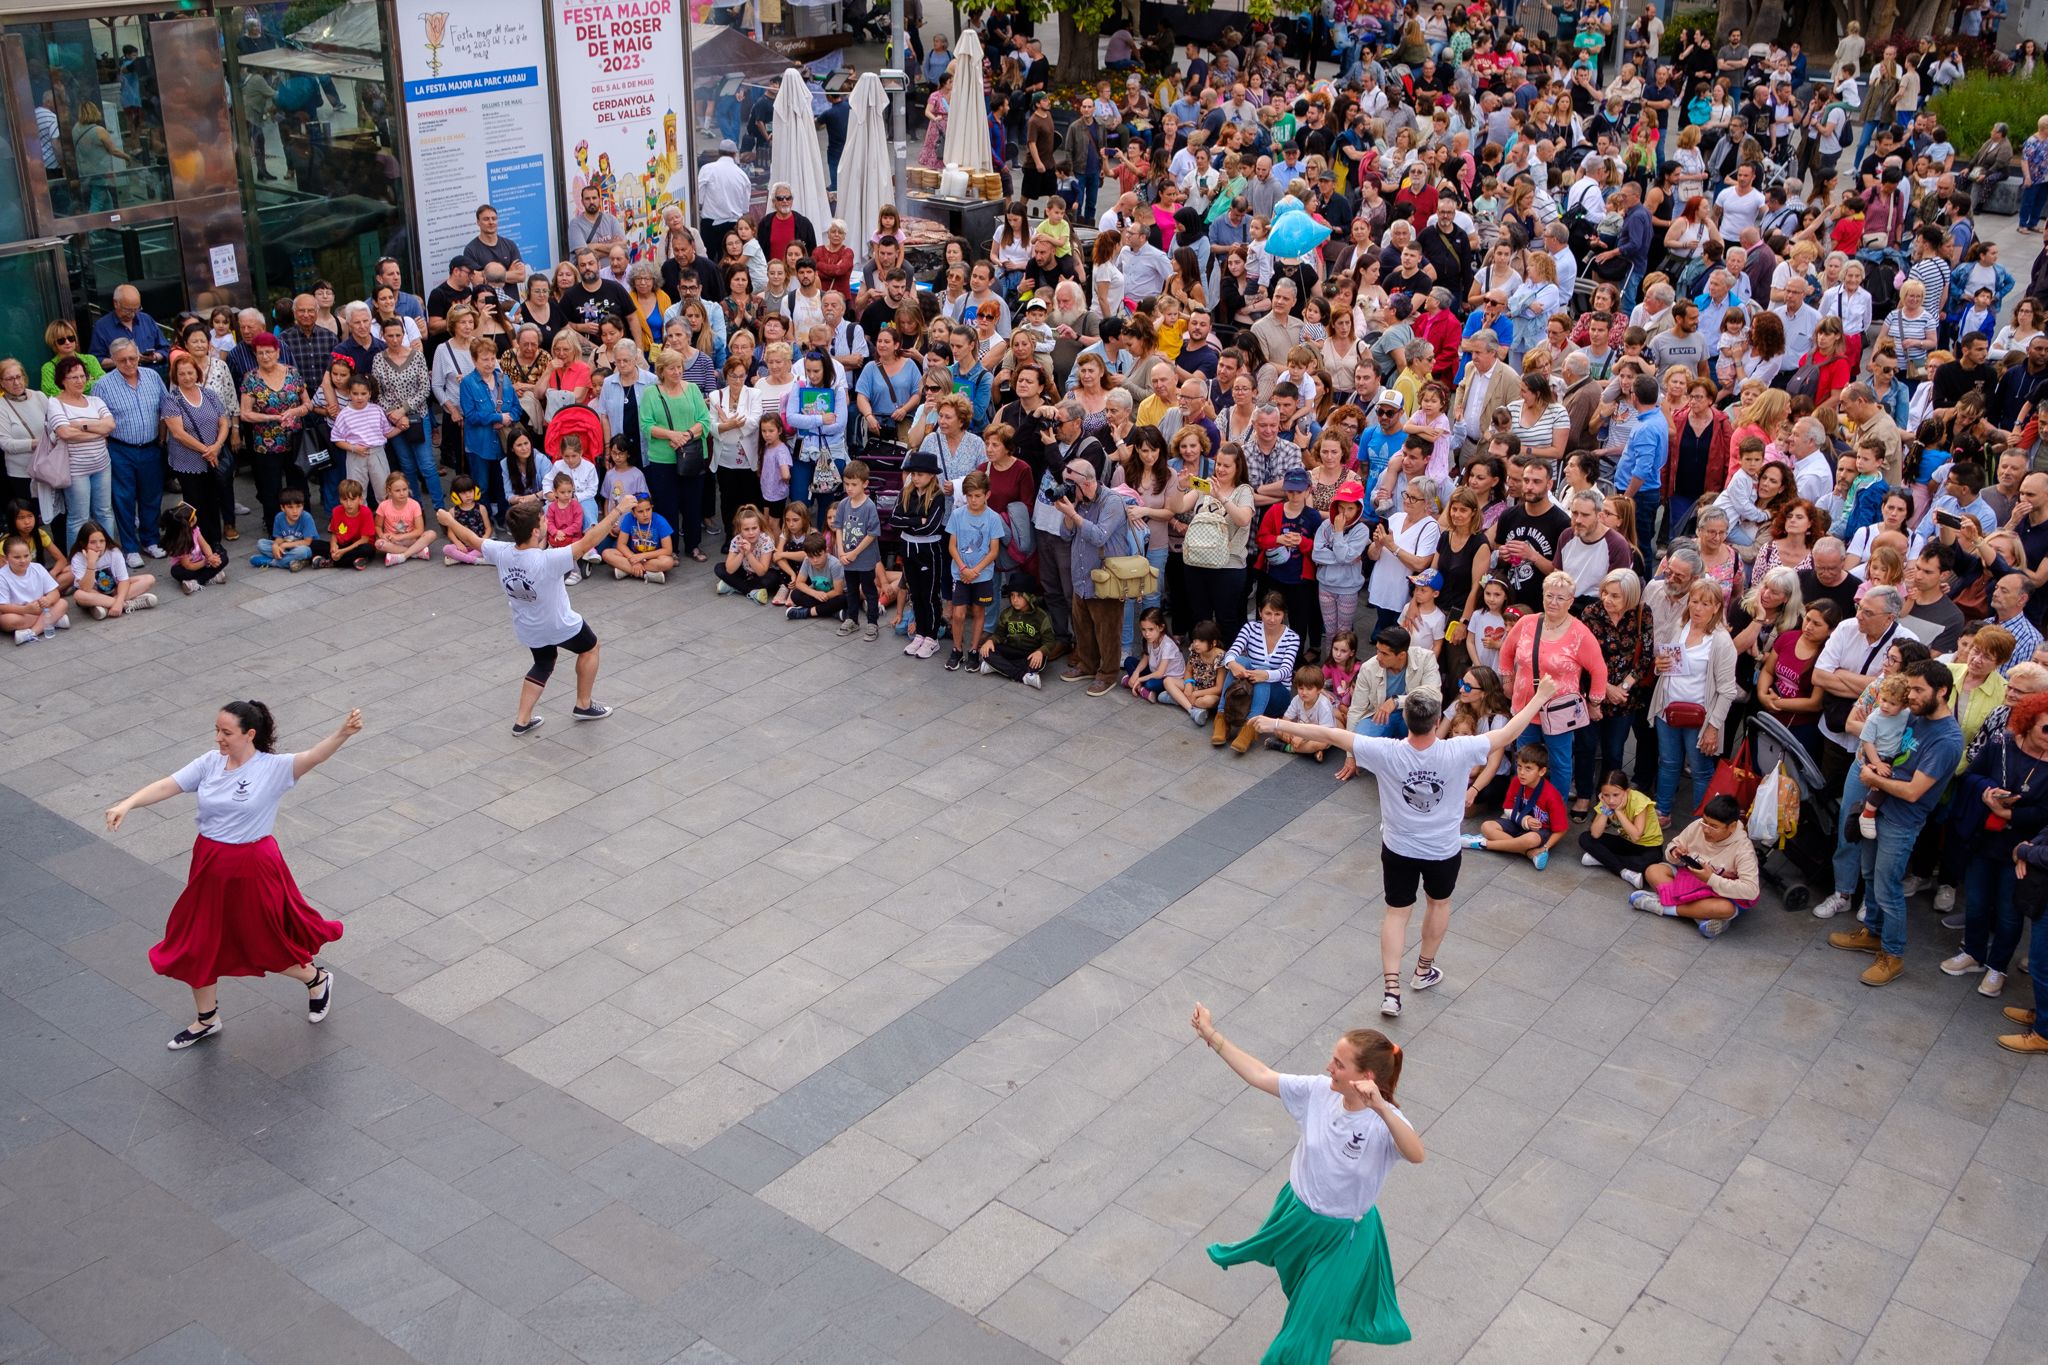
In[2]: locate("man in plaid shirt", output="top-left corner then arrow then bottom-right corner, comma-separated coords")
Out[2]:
1244,405 -> 1303,506
277,294 -> 339,388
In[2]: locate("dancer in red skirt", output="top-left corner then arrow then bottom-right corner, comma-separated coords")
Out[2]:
106,700 -> 363,1049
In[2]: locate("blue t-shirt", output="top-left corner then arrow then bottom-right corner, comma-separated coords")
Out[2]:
945,505 -> 1007,584
621,513 -> 673,554
271,509 -> 318,540
1880,712 -> 1963,831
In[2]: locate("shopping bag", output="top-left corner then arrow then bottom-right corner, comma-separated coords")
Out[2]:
1698,738 -> 1760,816
1748,762 -> 1782,846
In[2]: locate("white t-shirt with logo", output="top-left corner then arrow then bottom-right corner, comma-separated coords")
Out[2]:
1278,1073 -> 1406,1219
1348,733 -> 1493,860
479,540 -> 582,648
173,749 -> 296,843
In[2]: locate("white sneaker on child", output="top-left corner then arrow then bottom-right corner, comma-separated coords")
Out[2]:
1581,853 -> 1601,867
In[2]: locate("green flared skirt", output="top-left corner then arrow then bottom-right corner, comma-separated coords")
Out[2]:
1207,1182 -> 1411,1365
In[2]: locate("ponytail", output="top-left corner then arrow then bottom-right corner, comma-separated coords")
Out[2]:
221,699 -> 277,753
1342,1027 -> 1402,1104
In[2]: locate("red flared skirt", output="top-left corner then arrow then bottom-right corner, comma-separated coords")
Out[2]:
149,835 -> 344,988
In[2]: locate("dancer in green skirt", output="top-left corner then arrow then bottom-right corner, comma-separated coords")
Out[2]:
1194,1005 -> 1423,1364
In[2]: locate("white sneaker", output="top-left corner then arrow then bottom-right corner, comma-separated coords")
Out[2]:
1022,671 -> 1042,689
1933,884 -> 1956,912
1901,875 -> 1930,898
1620,868 -> 1644,888
903,635 -> 925,656
1580,853 -> 1601,867
133,593 -> 157,610
12,628 -> 35,645
614,567 -> 627,580
1380,993 -> 1402,1018
180,580 -> 200,596
1979,970 -> 2006,997
1858,809 -> 1877,839
1811,892 -> 1851,920
125,552 -> 143,569
91,605 -> 107,621
1941,952 -> 1985,977
644,570 -> 665,584
143,543 -> 166,560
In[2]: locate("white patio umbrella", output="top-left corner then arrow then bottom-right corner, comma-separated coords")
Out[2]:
770,67 -> 832,238
838,71 -> 894,244
940,28 -> 992,173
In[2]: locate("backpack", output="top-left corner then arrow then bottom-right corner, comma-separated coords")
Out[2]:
1183,493 -> 1232,569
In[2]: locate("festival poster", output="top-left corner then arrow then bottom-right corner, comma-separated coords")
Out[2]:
399,0 -> 559,286
552,0 -> 690,264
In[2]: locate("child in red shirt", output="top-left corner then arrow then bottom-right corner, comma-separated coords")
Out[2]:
1465,742 -> 1571,871
317,479 -> 378,570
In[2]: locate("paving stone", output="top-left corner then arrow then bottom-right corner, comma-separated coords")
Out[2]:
904,1200 -> 1065,1313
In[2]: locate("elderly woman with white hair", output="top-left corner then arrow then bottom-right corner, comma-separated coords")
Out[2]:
1366,474 -> 1442,637
813,219 -> 855,300
1497,569 -> 1612,807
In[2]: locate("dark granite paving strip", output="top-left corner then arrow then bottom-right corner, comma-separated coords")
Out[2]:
0,781 -> 1060,1365
727,760 -> 1342,1187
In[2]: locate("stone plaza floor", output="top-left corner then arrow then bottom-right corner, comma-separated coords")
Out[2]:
0,544 -> 2043,1365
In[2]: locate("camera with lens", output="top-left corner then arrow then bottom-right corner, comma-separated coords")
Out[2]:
1051,479 -> 1080,503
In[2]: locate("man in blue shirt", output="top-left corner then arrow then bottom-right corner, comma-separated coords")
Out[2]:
91,340 -> 169,563
1612,374 -> 1667,550
89,284 -> 167,367
1826,660 -> 1963,983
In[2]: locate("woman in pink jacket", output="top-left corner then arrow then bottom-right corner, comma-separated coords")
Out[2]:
1499,569 -> 1610,803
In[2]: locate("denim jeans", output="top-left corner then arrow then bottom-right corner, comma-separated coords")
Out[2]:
107,437 -> 164,554
2028,916 -> 2048,1040
388,420 -> 442,511
1632,489 -> 1661,551
2021,182 -> 2048,231
251,538 -> 312,567
66,465 -> 115,540
1654,716 -> 1709,818
1539,726 -> 1577,807
1962,853 -> 2026,971
1845,816 -> 1915,955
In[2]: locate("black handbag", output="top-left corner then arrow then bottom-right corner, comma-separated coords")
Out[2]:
655,391 -> 709,477
295,422 -> 331,475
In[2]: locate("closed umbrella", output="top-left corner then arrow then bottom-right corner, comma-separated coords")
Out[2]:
838,71 -> 894,246
941,28 -> 992,173
771,67 -> 832,237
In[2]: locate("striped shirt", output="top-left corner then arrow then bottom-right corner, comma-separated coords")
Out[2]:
1508,399 -> 1571,453
1908,255 -> 1952,318
1884,309 -> 1938,371
90,368 -> 166,445
1223,619 -> 1301,681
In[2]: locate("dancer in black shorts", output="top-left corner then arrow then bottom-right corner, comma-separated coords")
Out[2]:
1257,676 -> 1553,1018
439,496 -> 625,734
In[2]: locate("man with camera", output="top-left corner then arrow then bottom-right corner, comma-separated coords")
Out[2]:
1051,456 -> 1139,696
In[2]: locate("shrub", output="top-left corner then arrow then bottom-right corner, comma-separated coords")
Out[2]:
1660,9 -> 1721,59
1928,69 -> 2048,160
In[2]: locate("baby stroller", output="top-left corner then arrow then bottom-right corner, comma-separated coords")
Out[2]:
1742,710 -> 1838,913
859,437 -> 908,551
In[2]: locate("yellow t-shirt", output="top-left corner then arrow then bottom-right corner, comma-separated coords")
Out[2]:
1037,218 -> 1073,259
1611,790 -> 1664,847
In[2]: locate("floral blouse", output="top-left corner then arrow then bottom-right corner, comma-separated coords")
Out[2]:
240,367 -> 306,457
1580,599 -> 1655,714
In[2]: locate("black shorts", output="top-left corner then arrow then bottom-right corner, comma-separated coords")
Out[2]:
1380,844 -> 1461,908
526,621 -> 598,685
951,578 -> 995,609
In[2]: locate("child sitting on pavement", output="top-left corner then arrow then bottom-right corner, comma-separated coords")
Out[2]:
251,489 -> 316,571
1628,792 -> 1760,939
1122,606 -> 1185,701
977,576 -> 1056,688
1465,742 -> 1570,870
1269,662 -> 1338,761
1163,620 -> 1226,723
604,497 -> 677,583
785,530 -> 847,620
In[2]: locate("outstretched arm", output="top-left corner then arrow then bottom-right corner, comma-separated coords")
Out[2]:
436,507 -> 482,550
105,777 -> 184,831
1489,676 -> 1559,755
571,503 -> 628,560
1252,716 -> 1354,750
1191,1003 -> 1281,1097
293,708 -> 363,781
1352,1076 -> 1425,1164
